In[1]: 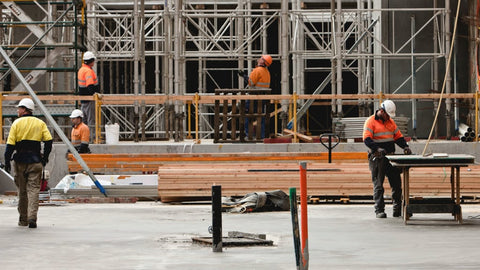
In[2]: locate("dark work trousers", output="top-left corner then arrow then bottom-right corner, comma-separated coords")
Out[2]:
368,154 -> 402,214
81,101 -> 95,141
14,162 -> 43,223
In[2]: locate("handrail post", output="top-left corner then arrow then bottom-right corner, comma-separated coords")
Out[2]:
195,92 -> 201,144
293,92 -> 298,142
94,93 -> 102,144
186,100 -> 192,139
306,109 -> 310,135
476,91 -> 479,142
274,100 -> 278,135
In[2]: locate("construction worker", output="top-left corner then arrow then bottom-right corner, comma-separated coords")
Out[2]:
78,51 -> 99,140
363,100 -> 412,218
245,55 -> 272,138
70,109 -> 91,153
4,98 -> 53,228
248,55 -> 272,89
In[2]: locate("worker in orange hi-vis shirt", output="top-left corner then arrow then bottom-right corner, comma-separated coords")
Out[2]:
363,100 -> 412,219
69,109 -> 91,154
245,55 -> 272,138
78,51 -> 99,140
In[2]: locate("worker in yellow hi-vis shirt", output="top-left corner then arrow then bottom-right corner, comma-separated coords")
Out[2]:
4,98 -> 53,229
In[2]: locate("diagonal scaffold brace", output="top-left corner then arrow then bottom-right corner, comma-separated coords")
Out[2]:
0,47 -> 107,197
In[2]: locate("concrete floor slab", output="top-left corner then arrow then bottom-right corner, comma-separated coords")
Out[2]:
0,199 -> 480,269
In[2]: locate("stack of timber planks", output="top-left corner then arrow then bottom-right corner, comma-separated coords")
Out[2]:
157,162 -> 480,203
158,162 -> 372,202
66,152 -> 368,174
67,153 -> 480,203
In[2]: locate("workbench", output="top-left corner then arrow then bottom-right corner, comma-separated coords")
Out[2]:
387,154 -> 475,224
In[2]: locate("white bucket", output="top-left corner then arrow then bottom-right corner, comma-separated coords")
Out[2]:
105,123 -> 120,145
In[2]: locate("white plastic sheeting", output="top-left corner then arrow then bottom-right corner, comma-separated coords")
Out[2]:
55,173 -> 157,194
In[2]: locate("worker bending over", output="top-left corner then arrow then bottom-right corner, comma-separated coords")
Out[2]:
4,98 -> 52,228
70,109 -> 91,153
363,100 -> 412,218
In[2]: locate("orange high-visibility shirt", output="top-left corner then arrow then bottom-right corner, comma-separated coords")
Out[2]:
363,115 -> 403,143
78,63 -> 98,95
71,122 -> 90,146
248,66 -> 270,89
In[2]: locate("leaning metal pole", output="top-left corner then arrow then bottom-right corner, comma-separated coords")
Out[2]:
0,47 -> 107,197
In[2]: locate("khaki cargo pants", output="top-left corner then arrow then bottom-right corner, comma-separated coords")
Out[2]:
14,162 -> 43,223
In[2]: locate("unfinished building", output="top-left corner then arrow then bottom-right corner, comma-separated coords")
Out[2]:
0,0 -> 477,141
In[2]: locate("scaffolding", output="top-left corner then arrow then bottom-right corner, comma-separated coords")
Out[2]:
2,0 -> 472,141
0,0 -> 85,93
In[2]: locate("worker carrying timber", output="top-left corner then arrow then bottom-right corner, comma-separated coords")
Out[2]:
363,100 -> 412,218
245,54 -> 272,138
70,109 -> 91,153
78,51 -> 99,139
3,98 -> 53,228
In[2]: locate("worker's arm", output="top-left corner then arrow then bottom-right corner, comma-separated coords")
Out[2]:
237,70 -> 249,87
87,84 -> 99,94
42,140 -> 53,166
4,144 -> 15,173
363,117 -> 379,151
78,143 -> 90,153
394,137 -> 408,149
364,137 -> 380,152
248,69 -> 260,87
395,137 -> 412,154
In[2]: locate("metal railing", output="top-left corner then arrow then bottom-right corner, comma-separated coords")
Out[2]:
2,92 -> 480,143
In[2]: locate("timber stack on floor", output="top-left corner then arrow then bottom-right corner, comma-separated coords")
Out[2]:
67,153 -> 480,203
66,152 -> 368,174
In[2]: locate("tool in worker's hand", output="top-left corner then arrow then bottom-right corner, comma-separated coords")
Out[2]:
1,162 -> 11,174
372,148 -> 386,161
237,70 -> 249,86
40,169 -> 49,192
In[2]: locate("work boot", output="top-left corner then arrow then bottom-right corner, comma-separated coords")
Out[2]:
18,218 -> 28,226
376,212 -> 387,218
393,210 -> 401,217
28,219 -> 37,229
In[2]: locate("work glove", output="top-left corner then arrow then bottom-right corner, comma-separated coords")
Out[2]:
237,70 -> 245,77
4,162 -> 11,173
403,147 -> 412,155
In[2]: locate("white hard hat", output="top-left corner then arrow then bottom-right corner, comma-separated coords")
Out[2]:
17,98 -> 35,111
381,100 -> 396,117
83,51 -> 96,61
69,109 -> 84,118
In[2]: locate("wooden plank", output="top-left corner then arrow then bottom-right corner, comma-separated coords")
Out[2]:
156,161 -> 480,202
67,152 -> 369,161
283,129 -> 313,142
